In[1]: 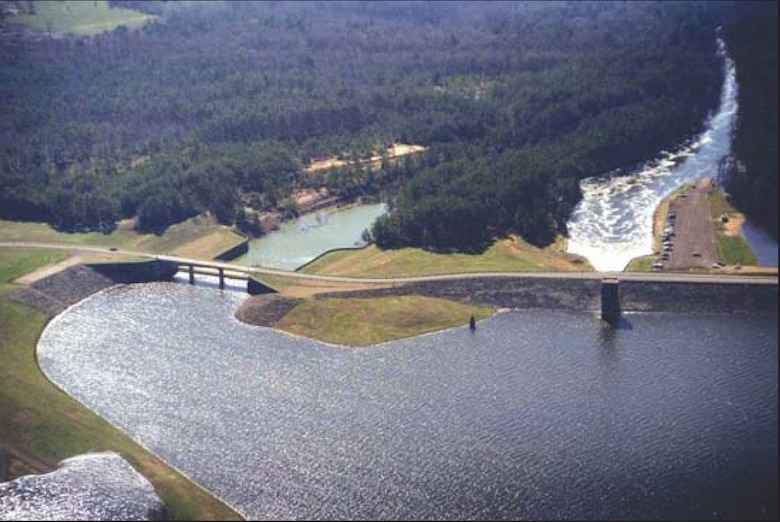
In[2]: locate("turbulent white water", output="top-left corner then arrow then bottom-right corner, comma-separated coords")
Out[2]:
0,452 -> 164,521
566,37 -> 738,271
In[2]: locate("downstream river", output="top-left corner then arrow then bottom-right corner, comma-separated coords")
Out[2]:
239,203 -> 387,270
37,282 -> 778,520
566,36 -> 776,271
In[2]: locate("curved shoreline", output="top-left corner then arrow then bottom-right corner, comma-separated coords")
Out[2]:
33,283 -> 779,521
35,298 -> 249,521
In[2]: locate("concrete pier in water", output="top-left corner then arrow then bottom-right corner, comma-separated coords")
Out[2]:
601,277 -> 621,325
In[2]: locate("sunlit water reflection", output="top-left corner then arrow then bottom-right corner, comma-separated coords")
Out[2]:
0,453 -> 163,521
35,282 -> 778,520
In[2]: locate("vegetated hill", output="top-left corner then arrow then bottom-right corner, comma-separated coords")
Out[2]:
0,1 -> 735,248
721,1 -> 778,241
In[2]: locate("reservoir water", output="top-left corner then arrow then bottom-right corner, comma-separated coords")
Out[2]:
239,203 -> 386,270
37,282 -> 778,520
0,452 -> 164,521
566,37 -> 744,271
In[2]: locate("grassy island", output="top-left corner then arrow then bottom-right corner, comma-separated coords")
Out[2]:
274,295 -> 493,347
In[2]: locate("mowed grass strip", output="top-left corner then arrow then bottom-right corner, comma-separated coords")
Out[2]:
1,215 -> 238,260
170,229 -> 245,259
0,248 -> 69,283
302,236 -> 590,278
709,188 -> 757,266
0,248 -> 242,520
12,0 -> 155,36
276,295 -> 493,346
0,219 -> 141,249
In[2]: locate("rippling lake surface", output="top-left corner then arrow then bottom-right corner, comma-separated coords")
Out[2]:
240,203 -> 386,270
0,453 -> 163,521
37,283 -> 777,520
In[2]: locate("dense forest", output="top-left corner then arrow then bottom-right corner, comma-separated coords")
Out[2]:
722,2 -> 778,240
0,1 -> 773,250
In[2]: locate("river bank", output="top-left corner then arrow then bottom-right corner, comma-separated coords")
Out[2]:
238,202 -> 387,270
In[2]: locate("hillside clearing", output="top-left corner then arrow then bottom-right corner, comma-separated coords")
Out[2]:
11,0 -> 155,36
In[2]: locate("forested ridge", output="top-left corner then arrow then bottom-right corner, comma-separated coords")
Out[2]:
722,2 -> 778,240
0,1 -> 767,250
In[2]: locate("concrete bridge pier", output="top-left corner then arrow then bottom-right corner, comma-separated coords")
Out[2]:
188,264 -> 195,285
601,277 -> 621,325
218,267 -> 225,289
0,444 -> 7,481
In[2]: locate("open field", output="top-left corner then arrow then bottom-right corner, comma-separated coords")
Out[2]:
0,249 -> 69,284
276,295 -> 493,346
0,216 -> 243,260
11,0 -> 155,36
0,248 -> 242,520
169,230 -> 245,259
301,236 -> 591,278
305,143 -> 426,174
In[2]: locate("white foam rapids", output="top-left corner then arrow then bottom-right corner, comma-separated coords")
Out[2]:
566,36 -> 738,271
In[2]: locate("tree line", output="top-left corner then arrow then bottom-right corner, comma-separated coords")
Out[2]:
721,1 -> 778,240
1,1 -> 769,251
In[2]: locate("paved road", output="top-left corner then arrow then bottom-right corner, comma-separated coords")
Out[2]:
1,241 -> 777,286
666,178 -> 719,270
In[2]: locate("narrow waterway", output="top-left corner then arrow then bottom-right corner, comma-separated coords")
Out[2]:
741,220 -> 779,267
36,282 -> 778,520
566,37 -> 740,271
239,203 -> 387,270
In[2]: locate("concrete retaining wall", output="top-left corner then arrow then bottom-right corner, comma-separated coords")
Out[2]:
318,276 -> 778,315
87,259 -> 179,283
319,277 -> 603,310
212,231 -> 249,262
620,281 -> 778,314
10,260 -> 179,314
247,276 -> 279,296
